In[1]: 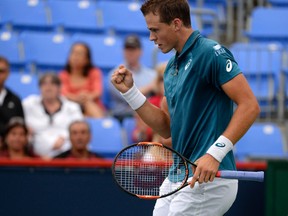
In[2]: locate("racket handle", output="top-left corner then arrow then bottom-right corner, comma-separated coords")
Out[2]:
216,170 -> 264,182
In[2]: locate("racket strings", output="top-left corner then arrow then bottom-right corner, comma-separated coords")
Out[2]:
114,145 -> 187,197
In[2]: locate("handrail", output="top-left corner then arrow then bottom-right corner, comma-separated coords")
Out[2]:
0,158 -> 113,168
0,158 -> 267,170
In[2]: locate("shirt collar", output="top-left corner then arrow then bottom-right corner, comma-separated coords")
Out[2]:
177,30 -> 201,59
0,88 -> 7,106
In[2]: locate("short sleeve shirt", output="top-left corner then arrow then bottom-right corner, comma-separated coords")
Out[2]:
164,31 -> 241,180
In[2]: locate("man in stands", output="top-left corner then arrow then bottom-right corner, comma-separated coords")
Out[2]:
0,56 -> 24,149
54,120 -> 102,159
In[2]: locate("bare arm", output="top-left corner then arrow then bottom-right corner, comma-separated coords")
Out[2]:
190,74 -> 260,187
111,65 -> 171,138
136,96 -> 171,138
221,74 -> 260,143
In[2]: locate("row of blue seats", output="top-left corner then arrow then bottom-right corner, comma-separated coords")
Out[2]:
229,41 -> 288,118
0,0 -> 223,37
236,5 -> 288,118
267,0 -> 288,6
0,0 -> 147,35
4,39 -> 288,118
245,6 -> 288,44
84,117 -> 288,161
0,30 -> 174,73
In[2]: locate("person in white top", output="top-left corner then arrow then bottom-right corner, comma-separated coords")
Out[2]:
22,73 -> 83,158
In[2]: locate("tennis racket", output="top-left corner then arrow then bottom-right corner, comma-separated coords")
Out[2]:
112,142 -> 264,200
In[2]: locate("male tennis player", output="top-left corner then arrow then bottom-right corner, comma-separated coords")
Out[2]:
111,0 -> 260,215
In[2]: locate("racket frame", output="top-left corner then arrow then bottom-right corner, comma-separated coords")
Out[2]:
112,141 -> 264,200
112,142 -> 191,199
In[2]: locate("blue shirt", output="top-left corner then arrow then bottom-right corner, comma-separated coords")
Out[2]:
164,31 -> 241,181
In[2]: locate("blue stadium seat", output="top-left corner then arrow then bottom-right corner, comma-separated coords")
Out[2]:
246,7 -> 288,43
86,117 -> 124,159
141,36 -> 175,68
0,0 -> 51,31
283,65 -> 288,112
19,31 -> 72,72
189,1 -> 226,40
0,31 -> 24,70
230,42 -> 283,117
97,1 -> 148,36
71,33 -> 123,73
267,0 -> 288,6
5,72 -> 39,100
122,117 -> 136,146
47,0 -> 103,34
235,123 -> 287,161
101,73 -> 111,110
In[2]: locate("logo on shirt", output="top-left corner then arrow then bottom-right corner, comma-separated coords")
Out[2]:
7,101 -> 15,109
215,143 -> 226,148
213,44 -> 226,56
226,59 -> 232,72
185,58 -> 192,71
213,44 -> 221,50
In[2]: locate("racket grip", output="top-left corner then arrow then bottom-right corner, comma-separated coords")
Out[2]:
216,170 -> 264,182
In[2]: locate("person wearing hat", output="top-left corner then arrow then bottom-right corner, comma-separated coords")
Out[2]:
108,35 -> 157,123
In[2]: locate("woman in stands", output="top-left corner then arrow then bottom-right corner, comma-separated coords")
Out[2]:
0,117 -> 36,159
59,42 -> 105,118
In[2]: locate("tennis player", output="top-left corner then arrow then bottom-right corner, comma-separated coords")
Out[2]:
111,0 -> 260,215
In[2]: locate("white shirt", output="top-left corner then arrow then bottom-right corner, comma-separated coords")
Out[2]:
22,95 -> 84,158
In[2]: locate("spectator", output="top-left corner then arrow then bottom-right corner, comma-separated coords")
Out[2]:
108,35 -> 156,122
59,42 -> 105,118
54,120 -> 102,159
0,117 -> 36,159
22,73 -> 84,159
0,56 -> 24,148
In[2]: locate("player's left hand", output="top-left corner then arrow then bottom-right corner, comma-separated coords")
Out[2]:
189,153 -> 220,188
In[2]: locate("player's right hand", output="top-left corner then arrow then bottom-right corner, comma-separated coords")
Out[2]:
111,65 -> 134,93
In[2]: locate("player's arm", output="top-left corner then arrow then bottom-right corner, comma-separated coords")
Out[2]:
111,65 -> 171,138
190,73 -> 260,188
136,96 -> 171,139
221,73 -> 260,143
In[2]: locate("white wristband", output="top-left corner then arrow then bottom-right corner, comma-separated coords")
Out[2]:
120,83 -> 147,110
206,135 -> 234,162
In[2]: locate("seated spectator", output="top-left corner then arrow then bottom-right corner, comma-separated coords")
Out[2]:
0,56 -> 24,148
0,117 -> 36,159
22,73 -> 84,159
59,42 -> 105,118
108,35 -> 156,122
54,120 -> 102,159
132,62 -> 167,143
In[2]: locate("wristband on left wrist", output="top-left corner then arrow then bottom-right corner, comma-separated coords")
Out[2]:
206,135 -> 234,162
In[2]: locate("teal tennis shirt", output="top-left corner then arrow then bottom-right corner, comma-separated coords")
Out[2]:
164,31 -> 241,181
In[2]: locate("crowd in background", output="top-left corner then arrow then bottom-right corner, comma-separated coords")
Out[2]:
0,34 -> 167,160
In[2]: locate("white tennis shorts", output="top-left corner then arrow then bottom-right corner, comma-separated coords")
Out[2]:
153,177 -> 238,216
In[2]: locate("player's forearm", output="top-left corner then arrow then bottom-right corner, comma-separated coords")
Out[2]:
222,100 -> 260,144
136,100 -> 171,139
